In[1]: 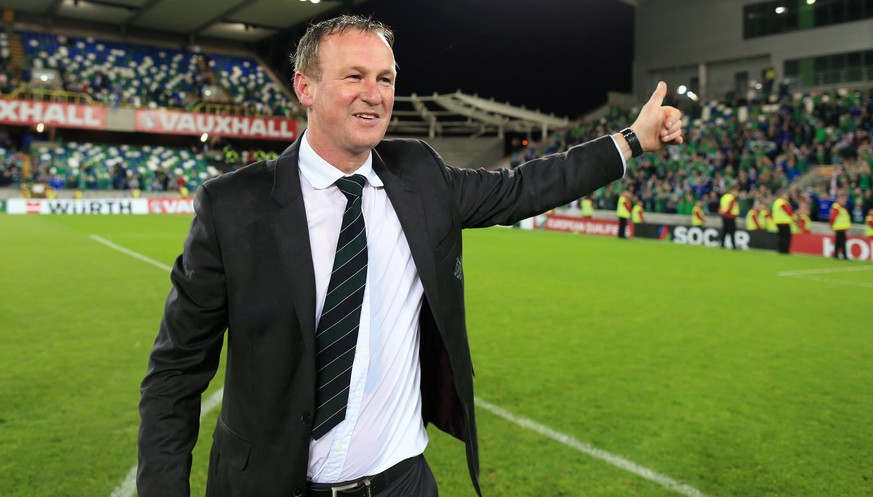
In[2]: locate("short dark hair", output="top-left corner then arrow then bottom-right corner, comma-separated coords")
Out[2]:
291,15 -> 395,81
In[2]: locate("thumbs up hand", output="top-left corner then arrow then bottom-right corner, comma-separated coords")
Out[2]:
629,81 -> 684,152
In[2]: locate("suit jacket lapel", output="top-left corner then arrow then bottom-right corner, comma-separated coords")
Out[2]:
264,141 -> 441,359
269,139 -> 317,357
373,149 -> 441,312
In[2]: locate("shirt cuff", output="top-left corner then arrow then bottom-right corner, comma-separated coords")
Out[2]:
608,134 -> 628,178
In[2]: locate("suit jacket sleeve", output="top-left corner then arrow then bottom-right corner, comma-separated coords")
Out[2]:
138,185 -> 229,497
435,135 -> 624,227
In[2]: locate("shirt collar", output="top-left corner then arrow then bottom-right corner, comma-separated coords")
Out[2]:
298,131 -> 384,190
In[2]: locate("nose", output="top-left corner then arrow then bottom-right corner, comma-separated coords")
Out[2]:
360,80 -> 382,105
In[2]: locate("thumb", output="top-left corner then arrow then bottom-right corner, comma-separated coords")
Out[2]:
645,81 -> 667,109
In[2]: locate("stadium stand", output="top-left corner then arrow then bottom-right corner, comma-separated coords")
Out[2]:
29,141 -> 217,192
16,30 -> 299,116
530,85 -> 873,223
0,143 -> 23,188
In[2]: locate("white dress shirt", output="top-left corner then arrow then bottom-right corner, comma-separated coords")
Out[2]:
299,132 -> 429,483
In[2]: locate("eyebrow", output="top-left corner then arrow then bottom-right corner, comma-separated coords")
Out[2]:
346,65 -> 396,76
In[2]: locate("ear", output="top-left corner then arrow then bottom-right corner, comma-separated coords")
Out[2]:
294,72 -> 314,108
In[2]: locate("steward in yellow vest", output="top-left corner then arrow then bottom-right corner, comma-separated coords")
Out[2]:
719,191 -> 739,218
866,210 -> 873,237
616,193 -> 632,219
616,192 -> 633,238
745,205 -> 761,230
795,208 -> 812,234
581,197 -> 594,218
691,201 -> 705,227
830,195 -> 851,259
772,196 -> 794,225
631,203 -> 645,224
830,198 -> 851,230
772,193 -> 795,254
718,186 -> 740,248
757,206 -> 769,231
766,213 -> 778,232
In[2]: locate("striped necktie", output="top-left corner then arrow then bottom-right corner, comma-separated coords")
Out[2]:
312,174 -> 368,440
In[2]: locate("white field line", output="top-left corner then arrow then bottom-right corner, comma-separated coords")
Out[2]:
90,235 -> 173,272
109,388 -> 225,497
778,265 -> 873,289
778,266 -> 873,276
97,236 -> 710,497
781,274 -> 873,289
475,398 -> 714,497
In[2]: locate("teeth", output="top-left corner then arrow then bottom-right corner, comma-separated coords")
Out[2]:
356,114 -> 376,120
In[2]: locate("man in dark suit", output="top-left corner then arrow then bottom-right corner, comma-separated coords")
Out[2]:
137,15 -> 684,497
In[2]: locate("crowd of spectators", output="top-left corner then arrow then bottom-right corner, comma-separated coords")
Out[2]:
0,127 -> 283,195
516,85 -> 872,225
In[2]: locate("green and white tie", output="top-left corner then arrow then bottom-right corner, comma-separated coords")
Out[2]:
312,174 -> 368,440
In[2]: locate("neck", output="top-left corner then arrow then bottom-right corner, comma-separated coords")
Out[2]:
304,132 -> 370,174
317,148 -> 370,174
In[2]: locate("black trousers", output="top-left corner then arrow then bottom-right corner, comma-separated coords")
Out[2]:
309,456 -> 438,497
777,224 -> 792,254
721,217 -> 737,248
376,456 -> 438,497
834,231 -> 848,259
618,217 -> 628,238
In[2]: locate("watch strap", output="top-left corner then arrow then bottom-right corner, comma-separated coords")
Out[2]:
621,127 -> 644,158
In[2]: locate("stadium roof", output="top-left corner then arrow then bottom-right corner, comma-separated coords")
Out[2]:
3,0 -> 372,43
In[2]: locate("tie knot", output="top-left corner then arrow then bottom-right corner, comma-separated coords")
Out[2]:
335,174 -> 366,199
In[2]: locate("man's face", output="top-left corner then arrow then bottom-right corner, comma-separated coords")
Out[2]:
294,30 -> 396,168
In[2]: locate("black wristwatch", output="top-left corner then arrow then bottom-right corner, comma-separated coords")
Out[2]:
620,128 -> 644,158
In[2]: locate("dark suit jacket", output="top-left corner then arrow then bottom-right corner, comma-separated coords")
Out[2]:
138,135 -> 623,497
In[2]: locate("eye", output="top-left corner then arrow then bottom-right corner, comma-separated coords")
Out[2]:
379,76 -> 394,86
346,74 -> 362,81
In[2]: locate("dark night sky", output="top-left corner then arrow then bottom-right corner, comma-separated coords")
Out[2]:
348,0 -> 635,118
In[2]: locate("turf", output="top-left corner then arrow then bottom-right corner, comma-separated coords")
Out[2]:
0,216 -> 870,497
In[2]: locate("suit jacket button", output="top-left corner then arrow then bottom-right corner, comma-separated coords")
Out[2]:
293,486 -> 304,497
301,412 -> 312,424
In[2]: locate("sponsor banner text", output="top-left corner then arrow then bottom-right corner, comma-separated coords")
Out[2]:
135,109 -> 296,141
539,214 -> 628,237
147,198 -> 195,215
7,198 -> 148,215
0,99 -> 107,129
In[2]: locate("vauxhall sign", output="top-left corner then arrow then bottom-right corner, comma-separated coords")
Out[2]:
0,100 -> 107,129
135,109 -> 296,141
0,98 -> 297,140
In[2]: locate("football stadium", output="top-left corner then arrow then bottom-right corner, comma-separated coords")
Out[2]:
1,1 -> 872,497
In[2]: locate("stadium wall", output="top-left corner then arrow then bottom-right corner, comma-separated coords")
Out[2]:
5,202 -> 871,260
632,0 -> 873,100
523,211 -> 873,261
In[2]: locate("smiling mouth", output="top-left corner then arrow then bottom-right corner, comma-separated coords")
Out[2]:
354,113 -> 379,120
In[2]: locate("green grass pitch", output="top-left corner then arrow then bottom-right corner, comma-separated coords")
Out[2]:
1,215 -> 870,497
